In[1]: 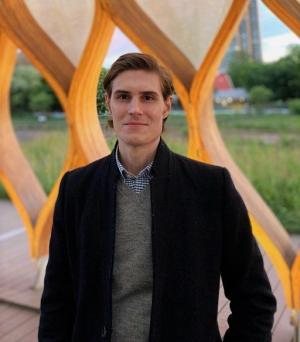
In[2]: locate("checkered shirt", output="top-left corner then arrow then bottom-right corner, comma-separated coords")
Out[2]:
115,147 -> 153,193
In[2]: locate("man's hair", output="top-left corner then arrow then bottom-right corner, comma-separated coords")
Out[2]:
103,52 -> 174,100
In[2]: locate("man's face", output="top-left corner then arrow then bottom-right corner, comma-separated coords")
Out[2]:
106,70 -> 171,149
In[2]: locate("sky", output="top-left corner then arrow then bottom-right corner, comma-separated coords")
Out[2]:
103,1 -> 300,68
258,1 -> 300,62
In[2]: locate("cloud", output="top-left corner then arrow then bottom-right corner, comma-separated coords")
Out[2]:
262,32 -> 300,62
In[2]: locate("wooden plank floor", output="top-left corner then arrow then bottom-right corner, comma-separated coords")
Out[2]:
218,235 -> 300,341
0,200 -> 299,341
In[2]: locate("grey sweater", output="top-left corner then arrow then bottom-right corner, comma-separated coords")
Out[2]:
111,181 -> 153,341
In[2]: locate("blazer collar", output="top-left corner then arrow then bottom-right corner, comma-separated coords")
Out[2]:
108,138 -> 173,180
151,138 -> 173,178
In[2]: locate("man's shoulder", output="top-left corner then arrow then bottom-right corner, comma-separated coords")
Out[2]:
169,151 -> 230,196
172,151 -> 225,177
64,153 -> 112,190
69,154 -> 110,176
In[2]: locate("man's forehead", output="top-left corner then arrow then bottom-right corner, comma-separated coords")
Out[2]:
114,89 -> 159,95
111,70 -> 162,94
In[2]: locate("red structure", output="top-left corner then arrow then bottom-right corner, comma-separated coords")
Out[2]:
214,72 -> 234,91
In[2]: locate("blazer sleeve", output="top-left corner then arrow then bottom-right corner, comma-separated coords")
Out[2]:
221,168 -> 276,342
38,172 -> 75,341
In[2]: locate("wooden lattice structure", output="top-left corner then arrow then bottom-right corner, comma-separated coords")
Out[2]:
0,0 -> 300,333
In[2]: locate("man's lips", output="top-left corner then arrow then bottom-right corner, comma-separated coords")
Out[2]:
124,122 -> 148,126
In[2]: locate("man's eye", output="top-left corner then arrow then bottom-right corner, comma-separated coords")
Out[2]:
118,94 -> 129,100
143,95 -> 154,101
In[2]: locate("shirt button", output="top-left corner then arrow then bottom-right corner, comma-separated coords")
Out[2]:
101,325 -> 107,338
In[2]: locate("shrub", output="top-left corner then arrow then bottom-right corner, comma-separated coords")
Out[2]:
249,85 -> 273,106
10,65 -> 60,115
288,99 -> 300,115
29,91 -> 54,112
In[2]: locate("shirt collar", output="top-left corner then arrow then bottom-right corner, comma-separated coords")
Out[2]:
115,146 -> 153,180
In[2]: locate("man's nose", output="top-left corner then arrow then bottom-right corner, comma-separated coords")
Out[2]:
128,98 -> 142,115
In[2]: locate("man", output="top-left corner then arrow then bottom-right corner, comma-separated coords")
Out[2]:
39,53 -> 276,341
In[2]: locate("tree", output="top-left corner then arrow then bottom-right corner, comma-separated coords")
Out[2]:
29,91 -> 55,112
288,99 -> 300,115
10,65 -> 40,112
228,45 -> 300,102
97,68 -> 108,115
10,65 -> 61,115
228,51 -> 268,90
249,85 -> 273,113
266,47 -> 300,101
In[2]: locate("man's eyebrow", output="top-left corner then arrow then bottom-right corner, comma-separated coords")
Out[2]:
113,90 -> 130,94
113,90 -> 159,96
140,91 -> 159,96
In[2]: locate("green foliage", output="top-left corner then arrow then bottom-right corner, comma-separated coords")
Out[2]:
228,51 -> 269,90
11,65 -> 39,112
288,98 -> 300,115
167,114 -> 300,233
0,113 -> 299,233
10,65 -> 60,114
216,113 -> 300,132
226,135 -> 300,233
228,45 -> 300,101
29,88 -> 55,112
22,131 -> 68,193
249,86 -> 273,108
97,68 -> 108,115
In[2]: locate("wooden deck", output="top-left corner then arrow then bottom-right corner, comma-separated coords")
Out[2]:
217,238 -> 299,341
0,201 -> 298,341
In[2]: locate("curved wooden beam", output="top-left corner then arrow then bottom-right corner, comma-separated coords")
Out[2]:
0,32 -> 46,255
0,0 -> 114,258
200,96 -> 295,307
261,0 -> 300,310
0,1 -> 86,258
34,0 -> 115,258
0,0 -> 298,310
100,0 -> 297,307
187,0 -> 298,307
100,0 -> 196,93
0,0 -> 75,108
292,254 -> 300,309
0,0 -> 77,259
68,0 -> 114,163
100,0 -> 199,157
173,0 -> 249,162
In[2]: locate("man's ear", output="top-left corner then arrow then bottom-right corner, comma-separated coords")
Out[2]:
163,96 -> 172,118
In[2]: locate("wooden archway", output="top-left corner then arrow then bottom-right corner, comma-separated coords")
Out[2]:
101,0 -> 300,311
0,0 -> 299,314
0,0 -> 114,258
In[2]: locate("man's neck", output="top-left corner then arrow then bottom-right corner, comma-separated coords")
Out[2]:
118,139 -> 159,176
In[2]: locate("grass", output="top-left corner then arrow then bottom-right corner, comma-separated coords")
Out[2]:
22,131 -> 68,194
226,136 -> 300,233
0,113 -> 299,233
0,131 -> 68,198
164,114 -> 300,233
216,113 -> 300,132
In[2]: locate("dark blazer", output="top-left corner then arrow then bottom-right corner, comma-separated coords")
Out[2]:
38,140 -> 276,342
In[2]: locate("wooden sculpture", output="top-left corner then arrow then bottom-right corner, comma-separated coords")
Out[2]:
0,0 -> 114,259
0,0 -> 299,325
101,0 -> 300,312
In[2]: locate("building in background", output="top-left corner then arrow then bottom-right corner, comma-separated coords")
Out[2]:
214,73 -> 248,111
221,0 -> 262,71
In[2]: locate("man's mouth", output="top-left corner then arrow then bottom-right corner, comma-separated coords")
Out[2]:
124,122 -> 148,126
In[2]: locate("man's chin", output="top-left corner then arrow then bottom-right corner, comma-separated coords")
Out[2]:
118,135 -> 160,148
